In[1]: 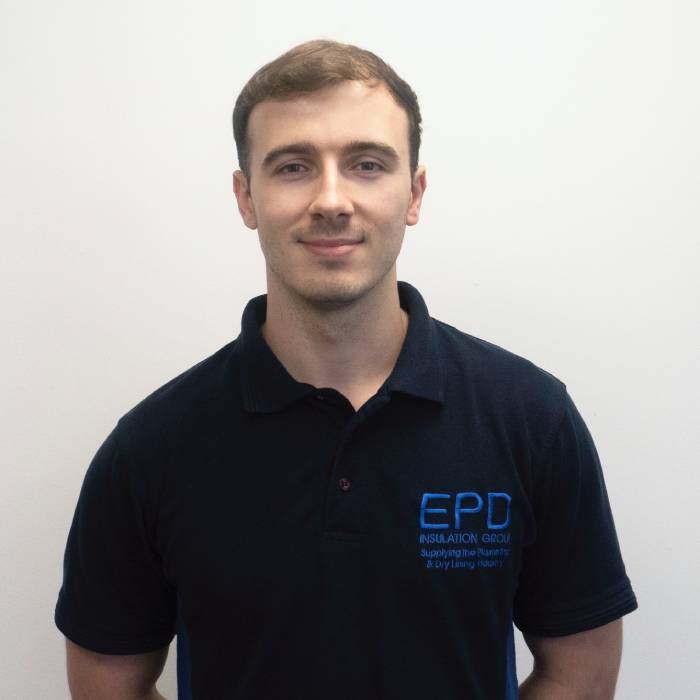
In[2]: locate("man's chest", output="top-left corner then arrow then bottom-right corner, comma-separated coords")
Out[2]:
156,395 -> 536,614
154,396 -> 539,698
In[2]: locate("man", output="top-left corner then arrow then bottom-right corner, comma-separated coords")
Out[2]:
55,39 -> 638,699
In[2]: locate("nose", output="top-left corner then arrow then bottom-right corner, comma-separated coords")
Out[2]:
307,164 -> 354,221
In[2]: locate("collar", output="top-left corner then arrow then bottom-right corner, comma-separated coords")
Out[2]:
237,280 -> 445,413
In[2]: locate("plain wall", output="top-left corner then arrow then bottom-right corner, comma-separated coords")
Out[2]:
2,0 -> 698,697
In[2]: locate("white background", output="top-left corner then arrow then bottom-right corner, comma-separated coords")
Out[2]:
2,0 -> 698,697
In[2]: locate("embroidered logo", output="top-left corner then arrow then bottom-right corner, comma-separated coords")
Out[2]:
418,491 -> 512,571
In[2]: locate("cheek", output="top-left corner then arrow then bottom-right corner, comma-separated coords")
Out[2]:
252,190 -> 295,230
374,201 -> 410,236
375,182 -> 412,218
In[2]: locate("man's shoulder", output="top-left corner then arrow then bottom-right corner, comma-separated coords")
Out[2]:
432,317 -> 567,417
115,338 -> 241,450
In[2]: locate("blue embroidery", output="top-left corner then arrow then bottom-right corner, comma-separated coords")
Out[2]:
487,492 -> 512,530
418,490 -> 513,572
455,491 -> 484,528
419,492 -> 450,529
419,491 -> 511,530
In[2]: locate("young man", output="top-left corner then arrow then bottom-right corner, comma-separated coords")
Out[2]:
55,40 -> 638,699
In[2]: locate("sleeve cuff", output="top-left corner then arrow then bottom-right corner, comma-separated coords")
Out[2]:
54,590 -> 175,655
514,576 -> 639,637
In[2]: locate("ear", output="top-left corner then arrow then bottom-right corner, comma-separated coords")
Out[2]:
406,165 -> 427,226
233,170 -> 258,229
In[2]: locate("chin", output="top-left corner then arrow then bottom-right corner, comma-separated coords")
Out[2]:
293,276 -> 372,308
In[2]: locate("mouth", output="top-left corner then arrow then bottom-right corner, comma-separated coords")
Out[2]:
300,239 -> 362,258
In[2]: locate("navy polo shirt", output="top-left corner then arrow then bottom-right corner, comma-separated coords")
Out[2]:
55,280 -> 637,699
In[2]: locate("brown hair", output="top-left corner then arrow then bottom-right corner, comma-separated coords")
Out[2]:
232,39 -> 422,189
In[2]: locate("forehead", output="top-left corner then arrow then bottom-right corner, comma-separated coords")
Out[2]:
247,81 -> 410,167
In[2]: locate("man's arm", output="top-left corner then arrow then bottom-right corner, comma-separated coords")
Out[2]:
519,618 -> 623,699
65,638 -> 169,700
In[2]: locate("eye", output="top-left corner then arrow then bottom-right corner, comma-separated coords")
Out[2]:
278,163 -> 307,174
355,161 -> 384,172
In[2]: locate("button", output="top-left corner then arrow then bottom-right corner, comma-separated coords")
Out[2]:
338,477 -> 351,492
316,393 -> 325,401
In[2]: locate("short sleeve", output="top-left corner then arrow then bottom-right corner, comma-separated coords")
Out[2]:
513,389 -> 638,636
54,424 -> 176,654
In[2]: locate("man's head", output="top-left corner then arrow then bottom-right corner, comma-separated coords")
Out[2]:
232,39 -> 423,192
232,39 -> 427,310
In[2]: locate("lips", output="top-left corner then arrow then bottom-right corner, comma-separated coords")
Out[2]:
301,239 -> 362,258
300,238 -> 362,246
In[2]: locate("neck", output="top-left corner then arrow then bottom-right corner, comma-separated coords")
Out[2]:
260,276 -> 409,399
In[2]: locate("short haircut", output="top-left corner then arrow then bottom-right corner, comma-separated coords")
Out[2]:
232,39 -> 423,189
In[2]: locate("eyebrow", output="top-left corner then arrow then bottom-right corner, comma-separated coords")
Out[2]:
260,140 -> 401,171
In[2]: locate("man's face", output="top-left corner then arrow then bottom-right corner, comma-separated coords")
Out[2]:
233,80 -> 427,309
